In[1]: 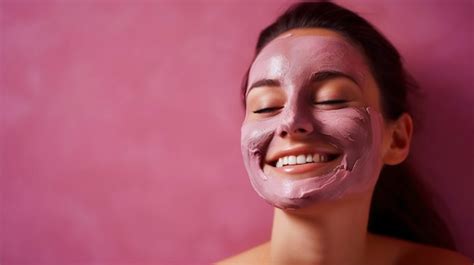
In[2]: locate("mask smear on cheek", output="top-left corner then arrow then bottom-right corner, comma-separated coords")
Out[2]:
241,107 -> 384,210
241,118 -> 276,181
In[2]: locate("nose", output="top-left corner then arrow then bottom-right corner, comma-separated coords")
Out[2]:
276,109 -> 314,138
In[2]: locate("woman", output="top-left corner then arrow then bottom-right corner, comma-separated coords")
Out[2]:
219,2 -> 471,265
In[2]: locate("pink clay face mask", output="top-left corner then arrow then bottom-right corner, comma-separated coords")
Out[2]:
241,34 -> 385,209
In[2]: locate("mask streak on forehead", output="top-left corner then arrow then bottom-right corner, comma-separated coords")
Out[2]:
247,35 -> 370,96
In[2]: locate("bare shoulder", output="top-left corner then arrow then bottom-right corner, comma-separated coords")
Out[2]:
398,241 -> 472,265
216,241 -> 270,265
216,236 -> 472,265
368,233 -> 472,265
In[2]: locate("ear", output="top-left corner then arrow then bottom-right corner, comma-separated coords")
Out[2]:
382,113 -> 414,165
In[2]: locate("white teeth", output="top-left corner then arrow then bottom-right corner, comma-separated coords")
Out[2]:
288,156 -> 297,165
276,158 -> 283,168
273,153 -> 336,167
296,155 -> 306,164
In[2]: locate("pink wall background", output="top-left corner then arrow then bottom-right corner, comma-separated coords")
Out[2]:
1,1 -> 473,264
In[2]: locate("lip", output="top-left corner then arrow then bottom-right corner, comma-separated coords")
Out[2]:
263,144 -> 343,178
264,154 -> 343,177
265,144 -> 341,165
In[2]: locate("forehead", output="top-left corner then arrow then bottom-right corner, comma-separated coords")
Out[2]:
248,33 -> 371,91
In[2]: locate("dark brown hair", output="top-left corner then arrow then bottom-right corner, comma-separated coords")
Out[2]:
242,1 -> 456,250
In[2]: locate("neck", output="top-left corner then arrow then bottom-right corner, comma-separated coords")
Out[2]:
270,193 -> 372,265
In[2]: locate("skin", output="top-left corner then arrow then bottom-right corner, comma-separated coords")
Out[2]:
217,28 -> 472,265
241,29 -> 385,209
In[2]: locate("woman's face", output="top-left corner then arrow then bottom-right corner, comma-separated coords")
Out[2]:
241,28 -> 391,209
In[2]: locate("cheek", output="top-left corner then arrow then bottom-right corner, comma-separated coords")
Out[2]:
315,108 -> 372,150
241,118 -> 278,153
242,107 -> 382,159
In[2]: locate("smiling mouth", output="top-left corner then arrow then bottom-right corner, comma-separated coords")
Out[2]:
268,153 -> 341,168
263,152 -> 342,177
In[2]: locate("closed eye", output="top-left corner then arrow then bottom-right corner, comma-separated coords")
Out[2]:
253,106 -> 284,114
314,99 -> 348,105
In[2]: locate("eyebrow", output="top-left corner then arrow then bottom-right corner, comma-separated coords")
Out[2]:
308,71 -> 359,87
247,79 -> 281,92
247,70 -> 359,96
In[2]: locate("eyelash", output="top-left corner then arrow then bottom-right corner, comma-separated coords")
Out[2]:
314,99 -> 348,105
252,100 -> 348,114
253,106 -> 284,114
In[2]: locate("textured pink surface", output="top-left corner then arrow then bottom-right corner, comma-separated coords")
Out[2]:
1,1 -> 473,264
